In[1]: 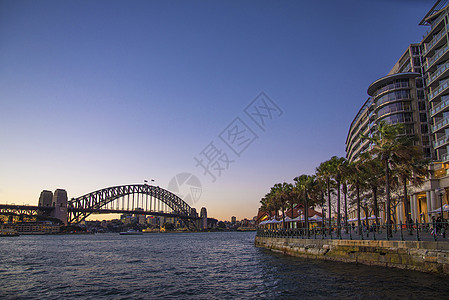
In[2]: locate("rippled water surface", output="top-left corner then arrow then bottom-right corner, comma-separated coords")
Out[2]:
1,231 -> 449,299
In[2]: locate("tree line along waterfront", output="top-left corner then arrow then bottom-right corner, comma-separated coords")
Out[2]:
256,121 -> 448,240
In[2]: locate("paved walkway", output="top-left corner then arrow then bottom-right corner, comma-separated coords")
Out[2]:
258,226 -> 449,242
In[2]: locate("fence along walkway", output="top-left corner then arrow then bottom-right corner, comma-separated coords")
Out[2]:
257,221 -> 449,242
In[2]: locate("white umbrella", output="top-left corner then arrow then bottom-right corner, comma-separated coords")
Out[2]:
308,215 -> 323,222
292,215 -> 305,221
429,204 -> 449,214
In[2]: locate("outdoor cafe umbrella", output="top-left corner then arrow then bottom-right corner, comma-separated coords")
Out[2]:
292,215 -> 305,221
308,215 -> 323,222
428,204 -> 449,214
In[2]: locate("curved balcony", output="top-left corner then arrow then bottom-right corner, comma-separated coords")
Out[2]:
367,73 -> 419,96
375,109 -> 412,124
372,81 -> 409,98
375,90 -> 411,108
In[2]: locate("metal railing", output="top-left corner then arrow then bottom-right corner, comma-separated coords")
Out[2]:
257,221 -> 449,242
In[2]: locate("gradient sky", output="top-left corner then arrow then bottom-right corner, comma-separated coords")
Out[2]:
0,0 -> 433,221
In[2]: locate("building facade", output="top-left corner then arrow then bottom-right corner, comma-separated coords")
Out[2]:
346,0 -> 449,224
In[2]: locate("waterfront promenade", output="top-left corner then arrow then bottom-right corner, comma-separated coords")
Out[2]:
257,221 -> 449,242
256,223 -> 449,275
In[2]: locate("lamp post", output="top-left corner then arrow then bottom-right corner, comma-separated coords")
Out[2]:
436,188 -> 446,221
322,208 -> 326,233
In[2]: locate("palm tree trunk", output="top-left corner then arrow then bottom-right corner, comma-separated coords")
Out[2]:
403,176 -> 410,227
327,178 -> 331,234
344,182 -> 348,227
357,181 -> 361,236
282,206 -> 285,229
304,196 -> 309,237
337,179 -> 341,237
385,160 -> 392,237
321,188 -> 325,231
373,186 -> 379,227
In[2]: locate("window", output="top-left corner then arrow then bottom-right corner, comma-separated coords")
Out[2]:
420,113 -> 428,122
416,78 -> 424,88
418,101 -> 426,111
421,124 -> 429,134
413,57 -> 421,66
417,90 -> 425,100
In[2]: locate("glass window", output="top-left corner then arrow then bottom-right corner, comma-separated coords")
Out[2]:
418,101 -> 426,111
420,113 -> 428,122
416,78 -> 424,88
417,90 -> 425,100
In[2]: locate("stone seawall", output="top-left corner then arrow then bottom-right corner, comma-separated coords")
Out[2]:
255,236 -> 449,274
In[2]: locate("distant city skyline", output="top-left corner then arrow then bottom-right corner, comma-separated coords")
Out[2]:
0,0 -> 432,220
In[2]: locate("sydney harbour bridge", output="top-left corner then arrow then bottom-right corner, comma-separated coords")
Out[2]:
0,184 -> 202,230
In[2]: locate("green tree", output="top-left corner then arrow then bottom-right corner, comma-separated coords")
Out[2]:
346,159 -> 367,234
316,159 -> 335,232
393,146 -> 429,225
270,182 -> 292,229
359,152 -> 384,227
294,174 -> 318,237
362,121 -> 414,237
329,156 -> 347,235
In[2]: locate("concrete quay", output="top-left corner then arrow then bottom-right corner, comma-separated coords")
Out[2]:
255,236 -> 449,274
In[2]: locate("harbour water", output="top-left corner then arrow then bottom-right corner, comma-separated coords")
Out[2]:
1,231 -> 448,299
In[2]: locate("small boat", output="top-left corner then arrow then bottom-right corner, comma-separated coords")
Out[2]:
119,229 -> 143,235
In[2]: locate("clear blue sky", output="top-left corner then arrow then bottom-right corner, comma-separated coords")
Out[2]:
0,0 -> 432,221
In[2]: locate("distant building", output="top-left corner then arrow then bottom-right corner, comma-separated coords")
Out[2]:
3,221 -> 60,234
231,216 -> 236,224
134,208 -> 146,224
200,207 -> 207,229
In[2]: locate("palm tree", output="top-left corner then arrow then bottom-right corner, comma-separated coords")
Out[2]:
340,159 -> 352,229
346,159 -> 367,235
315,175 -> 327,230
393,147 -> 429,225
329,156 -> 346,236
316,159 -> 334,233
359,152 -> 384,227
362,121 -> 413,237
271,182 -> 292,229
294,174 -> 318,237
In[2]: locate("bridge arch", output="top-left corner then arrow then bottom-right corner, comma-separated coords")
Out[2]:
68,184 -> 199,229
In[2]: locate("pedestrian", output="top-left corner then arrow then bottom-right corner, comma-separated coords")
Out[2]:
431,216 -> 437,236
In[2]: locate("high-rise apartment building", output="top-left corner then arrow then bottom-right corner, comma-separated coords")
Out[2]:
346,0 -> 449,224
346,44 -> 431,162
421,1 -> 449,163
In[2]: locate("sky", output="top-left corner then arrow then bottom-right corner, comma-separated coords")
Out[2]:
0,0 -> 434,221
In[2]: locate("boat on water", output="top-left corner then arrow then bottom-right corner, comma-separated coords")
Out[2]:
119,229 -> 143,235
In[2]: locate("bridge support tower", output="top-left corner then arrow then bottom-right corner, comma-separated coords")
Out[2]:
50,189 -> 68,225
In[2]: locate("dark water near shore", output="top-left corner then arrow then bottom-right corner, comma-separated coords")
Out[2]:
1,231 -> 448,299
